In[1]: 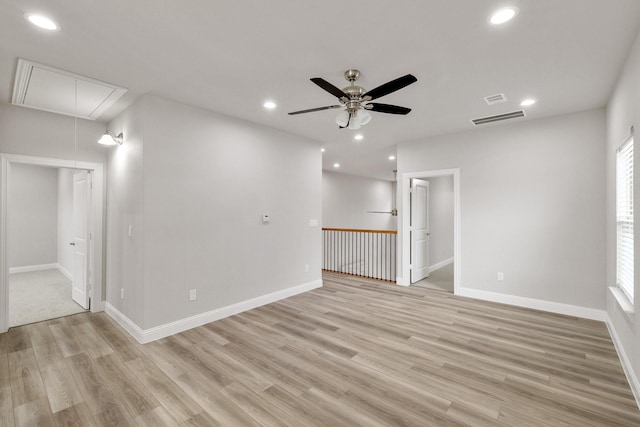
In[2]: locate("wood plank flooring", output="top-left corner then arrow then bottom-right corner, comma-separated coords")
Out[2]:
1,271 -> 639,426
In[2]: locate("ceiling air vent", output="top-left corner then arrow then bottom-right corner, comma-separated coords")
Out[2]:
471,110 -> 525,126
484,93 -> 507,105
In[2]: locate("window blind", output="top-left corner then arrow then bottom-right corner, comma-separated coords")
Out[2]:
617,134 -> 634,302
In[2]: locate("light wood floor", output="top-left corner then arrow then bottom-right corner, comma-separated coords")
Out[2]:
1,272 -> 639,426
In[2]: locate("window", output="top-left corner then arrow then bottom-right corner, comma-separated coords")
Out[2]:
617,131 -> 634,303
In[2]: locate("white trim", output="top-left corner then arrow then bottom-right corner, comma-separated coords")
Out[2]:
456,287 -> 606,321
429,257 -> 454,273
12,59 -> 128,121
605,313 -> 640,408
57,263 -> 73,281
91,299 -> 105,313
400,169 -> 461,293
9,263 -> 58,274
0,157 -> 7,333
105,303 -> 146,343
0,153 -> 101,170
609,286 -> 635,315
106,279 -> 323,344
0,153 -> 105,333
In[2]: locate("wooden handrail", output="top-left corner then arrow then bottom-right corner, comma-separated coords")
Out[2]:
322,228 -> 397,235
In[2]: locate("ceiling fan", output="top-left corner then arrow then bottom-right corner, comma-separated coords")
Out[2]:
288,69 -> 417,130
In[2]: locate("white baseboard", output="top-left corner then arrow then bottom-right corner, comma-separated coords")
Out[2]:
57,264 -> 73,281
605,313 -> 640,408
91,300 -> 105,313
9,263 -> 58,274
106,279 -> 323,344
105,302 -> 145,342
456,287 -> 607,321
10,263 -> 73,281
429,257 -> 453,273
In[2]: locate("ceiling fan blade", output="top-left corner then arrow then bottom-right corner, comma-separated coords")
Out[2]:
364,74 -> 417,101
368,103 -> 412,115
288,105 -> 342,115
311,78 -> 350,100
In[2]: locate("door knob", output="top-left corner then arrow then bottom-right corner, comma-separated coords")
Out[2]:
69,242 -> 76,246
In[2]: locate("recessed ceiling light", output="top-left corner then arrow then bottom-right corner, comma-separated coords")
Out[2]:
263,101 -> 276,109
489,7 -> 518,25
333,163 -> 340,168
388,155 -> 396,160
520,98 -> 536,107
24,13 -> 60,31
320,148 -> 325,152
353,134 -> 364,141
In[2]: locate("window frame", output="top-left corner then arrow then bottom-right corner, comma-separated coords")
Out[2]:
616,130 -> 634,304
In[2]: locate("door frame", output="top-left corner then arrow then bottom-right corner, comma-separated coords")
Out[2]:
399,168 -> 460,294
0,153 -> 105,333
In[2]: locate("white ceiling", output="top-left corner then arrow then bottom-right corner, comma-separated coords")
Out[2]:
1,0 -> 640,180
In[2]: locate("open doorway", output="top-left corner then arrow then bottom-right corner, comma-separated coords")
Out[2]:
410,176 -> 454,292
400,168 -> 460,293
0,154 -> 105,333
8,165 -> 91,326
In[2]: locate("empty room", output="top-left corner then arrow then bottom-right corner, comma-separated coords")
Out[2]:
1,1 -> 640,426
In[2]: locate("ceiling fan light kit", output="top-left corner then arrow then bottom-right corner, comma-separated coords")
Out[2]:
289,69 -> 417,129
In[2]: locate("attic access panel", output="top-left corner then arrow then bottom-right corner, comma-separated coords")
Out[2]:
11,59 -> 127,120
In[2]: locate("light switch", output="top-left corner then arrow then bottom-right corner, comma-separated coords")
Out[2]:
309,219 -> 319,227
128,225 -> 133,238
262,214 -> 270,223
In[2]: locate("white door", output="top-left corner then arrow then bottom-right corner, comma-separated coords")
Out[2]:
71,171 -> 91,309
410,178 -> 430,283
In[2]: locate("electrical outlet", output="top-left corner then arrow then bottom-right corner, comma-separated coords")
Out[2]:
497,272 -> 504,281
120,288 -> 125,299
305,264 -> 309,273
189,289 -> 197,301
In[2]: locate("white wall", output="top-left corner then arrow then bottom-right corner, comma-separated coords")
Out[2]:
0,104 -> 107,164
606,30 -> 640,399
57,168 -> 75,277
9,164 -> 58,268
424,176 -> 454,269
322,170 -> 396,230
107,95 -> 322,330
106,98 -> 145,327
398,109 -> 606,309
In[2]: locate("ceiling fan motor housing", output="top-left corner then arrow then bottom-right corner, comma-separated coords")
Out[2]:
345,93 -> 364,112
342,70 -> 365,112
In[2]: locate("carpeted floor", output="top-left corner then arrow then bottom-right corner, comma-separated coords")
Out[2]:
9,268 -> 86,327
412,262 -> 454,292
